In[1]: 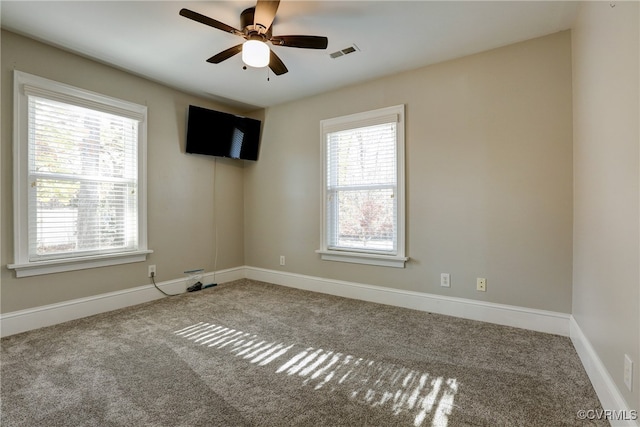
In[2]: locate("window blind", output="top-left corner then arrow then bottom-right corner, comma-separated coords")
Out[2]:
27,95 -> 139,261
326,121 -> 398,253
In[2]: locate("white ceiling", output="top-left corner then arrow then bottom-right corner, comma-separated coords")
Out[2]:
1,1 -> 578,111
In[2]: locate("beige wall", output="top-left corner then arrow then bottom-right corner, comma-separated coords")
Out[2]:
245,31 -> 574,313
572,1 -> 640,409
1,30 -> 576,315
1,30 -> 246,313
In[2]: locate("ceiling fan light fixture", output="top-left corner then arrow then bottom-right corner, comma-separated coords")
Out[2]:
242,40 -> 270,68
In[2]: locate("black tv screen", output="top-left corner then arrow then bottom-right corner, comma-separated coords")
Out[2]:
185,105 -> 261,161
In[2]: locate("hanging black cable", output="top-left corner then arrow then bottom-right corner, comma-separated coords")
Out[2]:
151,272 -> 182,297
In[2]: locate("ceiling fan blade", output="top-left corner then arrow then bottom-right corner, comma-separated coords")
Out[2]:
254,0 -> 280,32
271,35 -> 328,49
207,44 -> 243,64
180,8 -> 241,35
269,50 -> 288,75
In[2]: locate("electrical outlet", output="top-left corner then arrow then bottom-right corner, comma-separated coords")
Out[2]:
440,273 -> 450,287
624,354 -> 633,391
476,278 -> 486,292
148,265 -> 156,278
279,256 -> 285,266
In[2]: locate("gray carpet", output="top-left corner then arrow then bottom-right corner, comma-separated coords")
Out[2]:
1,279 -> 605,426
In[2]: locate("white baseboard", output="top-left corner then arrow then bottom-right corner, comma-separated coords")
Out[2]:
204,267 -> 246,285
570,316 -> 639,426
4,265 -> 634,423
1,265 -> 570,338
245,267 -> 571,336
0,266 -> 245,337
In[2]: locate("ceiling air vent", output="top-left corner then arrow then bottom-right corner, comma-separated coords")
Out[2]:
330,44 -> 360,59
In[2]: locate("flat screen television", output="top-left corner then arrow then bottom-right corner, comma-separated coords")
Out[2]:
185,105 -> 262,161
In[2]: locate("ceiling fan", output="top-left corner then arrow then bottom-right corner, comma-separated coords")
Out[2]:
179,0 -> 328,76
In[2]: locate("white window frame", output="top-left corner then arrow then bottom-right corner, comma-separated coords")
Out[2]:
317,104 -> 407,268
8,71 -> 152,277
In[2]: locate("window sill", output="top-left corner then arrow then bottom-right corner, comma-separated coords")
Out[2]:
316,249 -> 408,268
7,250 -> 153,278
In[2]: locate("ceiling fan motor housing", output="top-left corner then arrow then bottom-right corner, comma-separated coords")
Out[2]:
241,7 -> 272,39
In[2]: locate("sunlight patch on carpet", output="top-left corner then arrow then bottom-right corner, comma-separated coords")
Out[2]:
175,322 -> 458,427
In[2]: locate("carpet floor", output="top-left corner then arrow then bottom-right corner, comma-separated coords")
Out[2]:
1,279 -> 605,426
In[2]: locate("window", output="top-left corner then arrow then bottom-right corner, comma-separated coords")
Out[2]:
9,71 -> 151,277
317,105 -> 407,268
